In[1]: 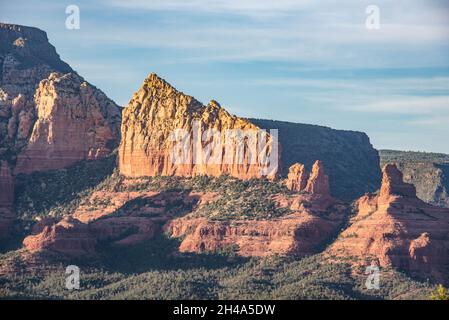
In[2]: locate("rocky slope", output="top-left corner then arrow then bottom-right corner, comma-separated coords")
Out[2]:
21,187 -> 211,256
251,119 -> 381,200
0,23 -> 121,201
119,73 -> 278,180
166,162 -> 345,257
328,164 -> 449,284
20,162 -> 343,259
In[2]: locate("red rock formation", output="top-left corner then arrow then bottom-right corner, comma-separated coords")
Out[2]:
23,217 -> 97,256
328,164 -> 449,283
380,163 -> 416,198
14,73 -> 121,174
305,160 -> 330,196
119,73 -> 279,180
0,23 -> 121,174
286,163 -> 307,192
166,193 -> 346,257
21,189 -> 214,256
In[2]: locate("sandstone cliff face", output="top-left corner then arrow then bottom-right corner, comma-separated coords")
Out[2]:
328,164 -> 449,283
119,73 -> 278,180
14,72 -> 121,173
1,23 -> 72,161
285,163 -> 307,192
305,160 -> 330,196
0,23 -> 121,174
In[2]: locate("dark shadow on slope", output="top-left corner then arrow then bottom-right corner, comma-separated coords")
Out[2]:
14,153 -> 117,222
95,234 -> 248,275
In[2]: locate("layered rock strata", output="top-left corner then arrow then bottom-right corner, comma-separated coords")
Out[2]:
119,73 -> 279,180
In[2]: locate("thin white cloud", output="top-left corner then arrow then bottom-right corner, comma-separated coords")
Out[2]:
407,116 -> 449,126
352,96 -> 449,114
107,0 -> 317,16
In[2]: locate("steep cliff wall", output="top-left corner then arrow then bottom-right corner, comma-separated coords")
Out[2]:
0,23 -> 121,175
119,73 -> 278,180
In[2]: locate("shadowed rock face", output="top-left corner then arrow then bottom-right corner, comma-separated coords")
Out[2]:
0,161 -> 14,238
397,162 -> 449,208
21,190 -> 206,256
0,23 -> 121,174
328,164 -> 449,284
119,73 -> 279,180
0,161 -> 14,207
380,163 -> 417,198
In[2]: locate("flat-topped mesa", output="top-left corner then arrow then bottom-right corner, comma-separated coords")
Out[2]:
119,73 -> 279,180
14,72 -> 121,174
380,163 -> 417,198
0,161 -> 14,207
305,160 -> 330,196
286,163 -> 307,192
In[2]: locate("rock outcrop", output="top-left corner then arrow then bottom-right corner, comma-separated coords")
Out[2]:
379,150 -> 449,208
328,164 -> 449,283
286,160 -> 331,197
285,163 -> 307,192
0,23 -> 121,174
1,23 -> 72,161
23,217 -> 97,256
305,160 -> 330,196
22,189 -> 210,256
379,163 -> 416,198
14,72 -> 121,173
119,73 -> 278,180
166,192 -> 345,257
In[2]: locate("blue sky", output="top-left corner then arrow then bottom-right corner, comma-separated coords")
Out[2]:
1,0 -> 449,153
